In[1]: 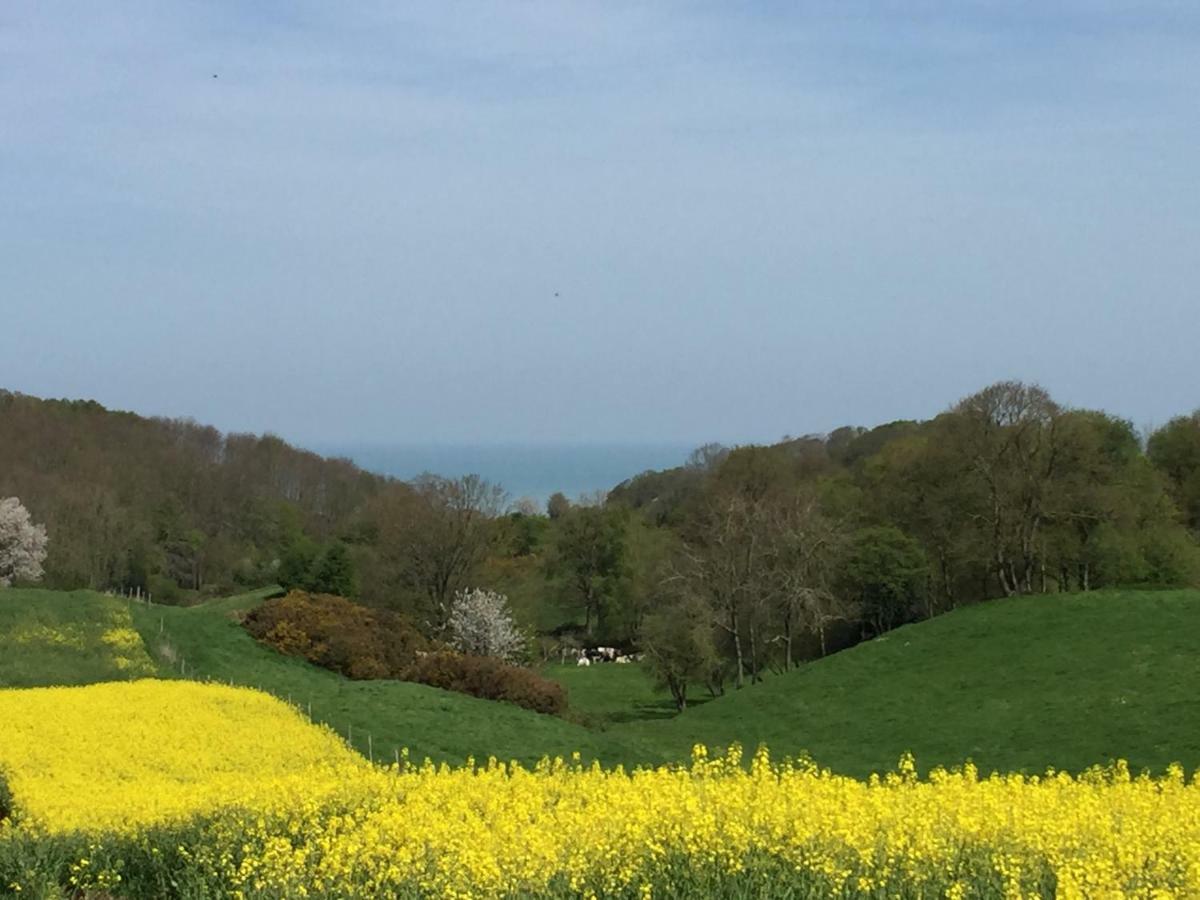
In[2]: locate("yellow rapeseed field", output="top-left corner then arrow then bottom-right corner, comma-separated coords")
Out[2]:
0,680 -> 367,833
3,680 -> 1200,897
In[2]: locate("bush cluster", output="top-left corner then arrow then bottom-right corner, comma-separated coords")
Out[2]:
244,591 -> 428,680
403,651 -> 567,715
244,591 -> 565,715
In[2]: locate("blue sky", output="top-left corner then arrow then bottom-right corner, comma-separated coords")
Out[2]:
2,2 -> 1198,445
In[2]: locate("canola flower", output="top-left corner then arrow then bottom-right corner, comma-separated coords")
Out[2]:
3,681 -> 1200,898
3,600 -> 156,678
0,680 -> 366,833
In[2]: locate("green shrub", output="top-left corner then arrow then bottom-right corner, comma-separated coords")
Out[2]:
244,591 -> 428,680
0,767 -> 11,823
403,652 -> 567,715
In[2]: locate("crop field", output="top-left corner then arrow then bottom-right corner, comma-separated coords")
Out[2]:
6,591 -> 1200,897
3,681 -> 1200,898
0,590 -> 155,687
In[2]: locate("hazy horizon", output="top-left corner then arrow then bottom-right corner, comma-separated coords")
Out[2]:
3,3 -> 1198,444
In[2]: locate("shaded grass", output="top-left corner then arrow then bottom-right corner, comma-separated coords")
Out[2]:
0,589 -> 155,687
627,589 -> 1200,778
544,662 -> 703,728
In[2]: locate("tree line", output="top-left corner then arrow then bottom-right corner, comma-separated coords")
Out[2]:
3,383 -> 1200,713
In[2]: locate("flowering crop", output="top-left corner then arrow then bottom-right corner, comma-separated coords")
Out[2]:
4,681 -> 1200,898
0,680 -> 366,833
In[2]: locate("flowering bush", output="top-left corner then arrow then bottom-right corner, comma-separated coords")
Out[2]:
446,587 -> 527,662
0,497 -> 47,588
244,590 -> 428,679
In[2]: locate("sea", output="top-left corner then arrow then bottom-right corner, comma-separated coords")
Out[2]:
319,442 -> 698,508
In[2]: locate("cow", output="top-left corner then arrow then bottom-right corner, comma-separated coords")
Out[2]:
576,656 -> 591,667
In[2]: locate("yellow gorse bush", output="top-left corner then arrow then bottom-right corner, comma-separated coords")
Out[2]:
4,681 -> 1200,898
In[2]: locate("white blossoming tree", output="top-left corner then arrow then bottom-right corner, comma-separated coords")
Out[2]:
446,588 -> 526,662
0,497 -> 48,588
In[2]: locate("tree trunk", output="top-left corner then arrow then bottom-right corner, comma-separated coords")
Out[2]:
748,619 -> 760,685
731,609 -> 745,689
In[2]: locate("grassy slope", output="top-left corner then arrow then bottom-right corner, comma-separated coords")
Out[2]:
0,589 -> 155,686
625,589 -> 1200,778
545,662 -> 705,729
9,586 -> 1200,777
124,590 -> 650,768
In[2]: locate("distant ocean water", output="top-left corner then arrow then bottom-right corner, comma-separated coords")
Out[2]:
320,443 -> 698,507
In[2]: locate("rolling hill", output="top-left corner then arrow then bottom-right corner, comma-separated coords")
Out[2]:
5,587 -> 1200,777
628,589 -> 1200,777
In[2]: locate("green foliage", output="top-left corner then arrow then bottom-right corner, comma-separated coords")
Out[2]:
244,590 -> 426,679
546,491 -> 571,520
545,505 -> 630,636
1149,411 -> 1200,532
641,593 -> 720,711
404,651 -> 567,715
277,535 -> 321,592
308,542 -> 357,596
843,526 -> 927,634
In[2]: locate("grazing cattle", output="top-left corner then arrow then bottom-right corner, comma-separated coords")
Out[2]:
576,656 -> 591,667
615,655 -> 632,664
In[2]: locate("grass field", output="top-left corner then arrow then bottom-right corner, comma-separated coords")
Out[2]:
122,589 -> 650,767
544,661 -> 704,728
631,589 -> 1200,777
4,587 -> 1200,778
0,589 -> 155,686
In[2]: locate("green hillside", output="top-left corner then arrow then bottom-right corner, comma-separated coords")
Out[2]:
0,588 -> 647,767
0,589 -> 156,686
628,589 -> 1200,778
6,587 -> 1200,778
122,589 -> 650,768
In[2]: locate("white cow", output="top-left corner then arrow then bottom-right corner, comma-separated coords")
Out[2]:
576,656 -> 591,667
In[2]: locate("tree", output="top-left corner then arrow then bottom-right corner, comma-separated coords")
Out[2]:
546,505 -> 629,635
761,491 -> 849,664
546,492 -> 571,520
1148,412 -> 1200,532
641,592 -> 718,711
369,475 -> 507,629
948,381 -> 1065,596
308,541 -> 356,596
842,526 -> 926,637
0,497 -> 48,588
446,587 -> 526,662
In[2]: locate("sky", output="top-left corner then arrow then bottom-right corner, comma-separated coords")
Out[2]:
2,1 -> 1198,446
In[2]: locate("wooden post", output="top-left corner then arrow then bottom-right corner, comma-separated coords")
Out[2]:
368,733 -> 373,764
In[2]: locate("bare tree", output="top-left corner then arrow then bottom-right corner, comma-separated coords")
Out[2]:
0,497 -> 48,588
761,492 -> 849,666
371,475 -> 507,629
